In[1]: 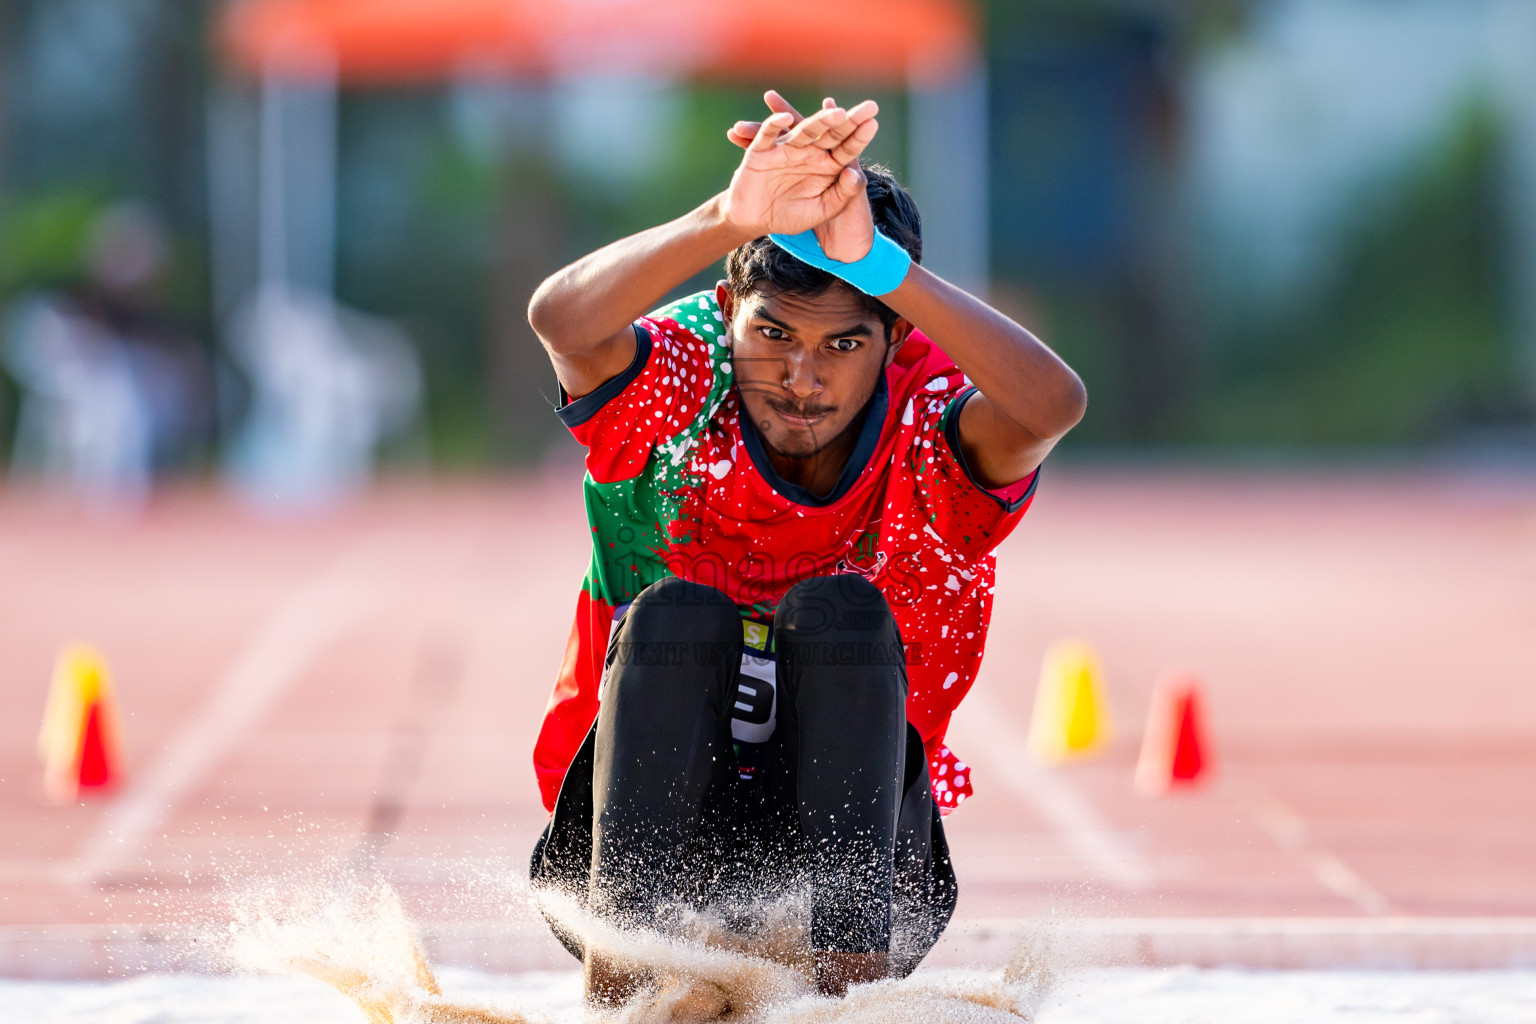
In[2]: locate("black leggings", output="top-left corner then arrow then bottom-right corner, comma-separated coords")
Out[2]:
531,574 -> 956,972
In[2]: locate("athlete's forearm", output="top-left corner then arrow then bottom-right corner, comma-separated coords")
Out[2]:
527,193 -> 752,356
884,265 -> 1086,441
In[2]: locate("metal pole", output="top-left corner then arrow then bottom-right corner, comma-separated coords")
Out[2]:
1495,0 -> 1536,406
908,53 -> 990,297
206,78 -> 258,323
291,70 -> 338,300
257,70 -> 288,295
256,64 -> 338,300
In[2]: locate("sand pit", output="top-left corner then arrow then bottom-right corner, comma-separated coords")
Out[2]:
0,878 -> 1490,1024
213,878 -> 1047,1023
5,965 -> 1536,1023
5,872 -> 1535,1024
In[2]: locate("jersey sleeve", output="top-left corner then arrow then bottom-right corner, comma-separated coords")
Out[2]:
899,378 -> 1039,560
943,386 -> 1040,511
554,291 -> 730,484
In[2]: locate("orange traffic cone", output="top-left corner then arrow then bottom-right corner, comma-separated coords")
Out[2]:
38,644 -> 125,804
1134,671 -> 1210,795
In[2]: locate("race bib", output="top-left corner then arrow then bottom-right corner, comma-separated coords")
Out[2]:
733,619 -> 777,743
609,605 -> 778,782
733,618 -> 777,783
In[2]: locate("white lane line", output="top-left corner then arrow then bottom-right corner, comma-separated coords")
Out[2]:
1227,777 -> 1395,916
63,539 -> 387,886
932,917 -> 1536,969
948,689 -> 1155,889
956,916 -> 1536,936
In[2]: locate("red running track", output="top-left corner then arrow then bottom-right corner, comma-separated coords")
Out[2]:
1,467 -> 1534,973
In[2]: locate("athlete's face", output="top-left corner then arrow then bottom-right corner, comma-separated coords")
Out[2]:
717,282 -> 911,460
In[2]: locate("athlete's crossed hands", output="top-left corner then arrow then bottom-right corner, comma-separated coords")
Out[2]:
720,90 -> 879,262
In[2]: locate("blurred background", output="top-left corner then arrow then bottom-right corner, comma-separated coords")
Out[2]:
3,0 -> 1536,989
3,0 -> 1534,506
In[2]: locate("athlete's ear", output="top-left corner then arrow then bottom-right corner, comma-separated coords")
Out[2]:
884,317 -> 914,367
715,281 -> 737,345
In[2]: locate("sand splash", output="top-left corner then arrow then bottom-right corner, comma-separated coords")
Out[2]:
223,879 -> 1053,1023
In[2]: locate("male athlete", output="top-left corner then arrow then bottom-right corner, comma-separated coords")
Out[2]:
526,92 -> 1086,1006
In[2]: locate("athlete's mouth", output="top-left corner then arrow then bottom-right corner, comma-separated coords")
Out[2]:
768,402 -> 832,428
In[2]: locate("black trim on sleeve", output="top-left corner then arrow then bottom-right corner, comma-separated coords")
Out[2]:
553,324 -> 653,428
942,386 -> 1040,513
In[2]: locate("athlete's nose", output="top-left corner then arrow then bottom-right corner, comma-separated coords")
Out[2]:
782,350 -> 823,400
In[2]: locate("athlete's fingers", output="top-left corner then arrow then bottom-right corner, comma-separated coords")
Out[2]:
818,165 -> 870,234
731,91 -> 804,150
787,100 -> 869,152
830,116 -> 879,165
785,106 -> 849,148
763,90 -> 805,123
727,121 -> 759,149
845,99 -> 880,131
828,163 -> 868,209
803,117 -> 858,156
734,110 -> 848,151
783,106 -> 838,143
736,98 -> 861,153
748,111 -> 793,152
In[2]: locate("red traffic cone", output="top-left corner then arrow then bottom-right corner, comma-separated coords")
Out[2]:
38,644 -> 125,803
1135,671 -> 1211,795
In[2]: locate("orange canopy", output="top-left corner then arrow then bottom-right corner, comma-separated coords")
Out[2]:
219,0 -> 977,86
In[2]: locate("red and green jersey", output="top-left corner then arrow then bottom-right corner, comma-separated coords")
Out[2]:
534,290 -> 1037,815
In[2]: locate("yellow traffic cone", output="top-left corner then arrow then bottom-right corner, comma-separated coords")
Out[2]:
1026,638 -> 1112,763
38,644 -> 125,804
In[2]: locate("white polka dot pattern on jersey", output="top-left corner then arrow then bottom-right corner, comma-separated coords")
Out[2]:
542,290 -> 1037,815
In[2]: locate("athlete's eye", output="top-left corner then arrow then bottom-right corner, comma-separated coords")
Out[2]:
758,326 -> 788,341
832,338 -> 861,353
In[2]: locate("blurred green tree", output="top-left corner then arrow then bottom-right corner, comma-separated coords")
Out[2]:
1195,104 -> 1519,446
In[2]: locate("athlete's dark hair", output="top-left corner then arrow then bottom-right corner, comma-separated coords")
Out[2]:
725,164 -> 921,336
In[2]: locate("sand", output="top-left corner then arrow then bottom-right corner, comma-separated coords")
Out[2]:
7,878 -> 1534,1023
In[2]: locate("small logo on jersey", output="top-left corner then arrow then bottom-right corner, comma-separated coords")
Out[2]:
836,531 -> 887,580
743,620 -> 770,651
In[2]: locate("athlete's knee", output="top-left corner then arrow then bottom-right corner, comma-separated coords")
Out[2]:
601,642 -> 728,728
605,577 -> 740,700
625,577 -> 738,641
779,573 -> 894,639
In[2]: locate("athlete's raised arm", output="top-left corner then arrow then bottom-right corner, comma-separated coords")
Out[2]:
882,262 -> 1086,488
729,92 -> 1086,489
526,100 -> 880,399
